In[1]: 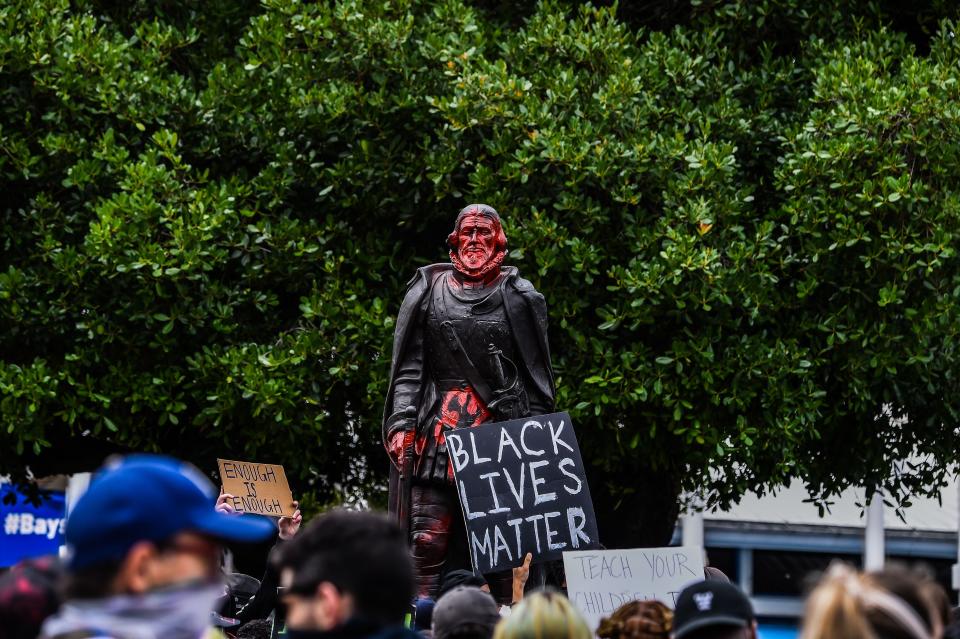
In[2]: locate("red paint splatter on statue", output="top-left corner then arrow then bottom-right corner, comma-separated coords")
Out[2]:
435,388 -> 489,480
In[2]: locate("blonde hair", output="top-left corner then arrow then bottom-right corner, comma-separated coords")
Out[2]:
800,563 -> 933,639
494,591 -> 592,639
596,600 -> 673,639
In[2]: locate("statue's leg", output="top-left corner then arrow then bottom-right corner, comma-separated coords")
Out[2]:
409,482 -> 454,599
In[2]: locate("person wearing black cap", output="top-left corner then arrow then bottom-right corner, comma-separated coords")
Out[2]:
671,581 -> 757,639
39,454 -> 276,639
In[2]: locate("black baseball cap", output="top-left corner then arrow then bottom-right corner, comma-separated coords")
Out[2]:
673,581 -> 754,638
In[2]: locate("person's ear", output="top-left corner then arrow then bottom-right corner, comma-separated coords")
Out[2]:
748,620 -> 759,639
114,541 -> 159,594
315,582 -> 354,629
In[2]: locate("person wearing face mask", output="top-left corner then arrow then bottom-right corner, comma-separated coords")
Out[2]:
39,454 -> 275,639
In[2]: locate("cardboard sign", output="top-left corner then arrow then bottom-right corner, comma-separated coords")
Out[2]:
445,411 -> 599,574
217,458 -> 296,517
563,546 -> 705,631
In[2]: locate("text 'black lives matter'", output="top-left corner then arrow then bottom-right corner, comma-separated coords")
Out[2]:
445,412 -> 600,573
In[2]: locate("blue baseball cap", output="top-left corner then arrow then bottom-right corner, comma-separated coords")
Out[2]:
65,454 -> 276,570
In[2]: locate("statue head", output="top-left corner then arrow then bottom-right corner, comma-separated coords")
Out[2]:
447,204 -> 508,280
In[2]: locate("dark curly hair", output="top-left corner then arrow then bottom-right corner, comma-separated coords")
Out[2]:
596,600 -> 673,639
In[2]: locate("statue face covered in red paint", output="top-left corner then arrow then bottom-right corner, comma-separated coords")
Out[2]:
457,215 -> 497,269
447,204 -> 507,281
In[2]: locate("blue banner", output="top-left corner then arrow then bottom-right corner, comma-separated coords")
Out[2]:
0,485 -> 66,567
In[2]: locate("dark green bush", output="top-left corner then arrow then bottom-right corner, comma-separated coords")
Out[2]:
2,0 -> 959,542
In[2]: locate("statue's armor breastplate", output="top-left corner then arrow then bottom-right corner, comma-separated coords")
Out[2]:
415,273 -> 523,484
424,275 -> 516,387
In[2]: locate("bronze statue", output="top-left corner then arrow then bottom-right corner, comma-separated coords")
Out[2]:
383,204 -> 555,599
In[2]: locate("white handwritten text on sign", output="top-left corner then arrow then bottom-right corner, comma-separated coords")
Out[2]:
446,412 -> 599,573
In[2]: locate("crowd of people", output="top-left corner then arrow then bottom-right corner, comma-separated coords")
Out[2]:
1,453 -> 959,639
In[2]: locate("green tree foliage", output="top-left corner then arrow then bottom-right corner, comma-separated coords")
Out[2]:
2,0 -> 959,542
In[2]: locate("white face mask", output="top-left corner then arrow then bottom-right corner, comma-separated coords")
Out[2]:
42,581 -> 225,639
134,581 -> 226,639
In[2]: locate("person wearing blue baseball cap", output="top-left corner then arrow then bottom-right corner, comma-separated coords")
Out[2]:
40,454 -> 276,639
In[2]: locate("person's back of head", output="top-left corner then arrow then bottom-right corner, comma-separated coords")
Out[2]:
598,600 -> 673,639
494,590 -> 592,639
800,562 -> 936,639
275,509 -> 415,631
870,564 -> 949,639
432,586 -> 499,639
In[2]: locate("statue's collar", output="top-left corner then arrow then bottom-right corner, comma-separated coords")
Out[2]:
446,269 -> 505,303
452,266 -> 499,289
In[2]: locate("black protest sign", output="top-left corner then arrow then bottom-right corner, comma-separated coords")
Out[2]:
445,412 -> 599,573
